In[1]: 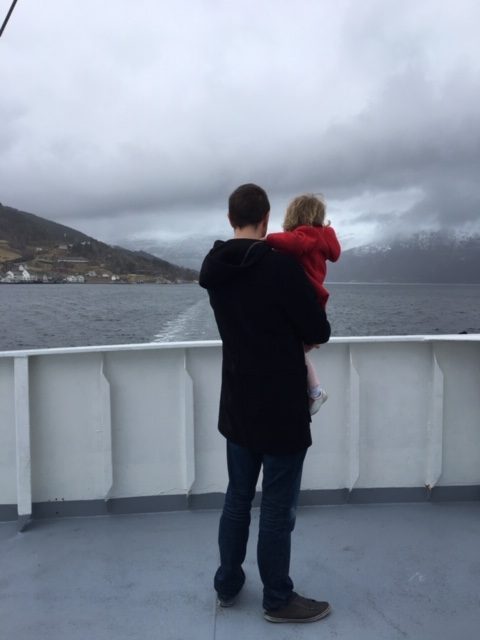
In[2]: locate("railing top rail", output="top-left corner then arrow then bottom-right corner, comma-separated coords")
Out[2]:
0,334 -> 479,359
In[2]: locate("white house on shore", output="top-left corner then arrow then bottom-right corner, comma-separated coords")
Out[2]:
1,270 -> 15,283
1,265 -> 32,283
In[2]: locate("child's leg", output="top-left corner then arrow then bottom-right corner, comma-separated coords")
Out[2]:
305,353 -> 320,395
304,347 -> 328,415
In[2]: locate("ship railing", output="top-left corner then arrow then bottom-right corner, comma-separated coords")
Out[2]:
1,335 -> 479,529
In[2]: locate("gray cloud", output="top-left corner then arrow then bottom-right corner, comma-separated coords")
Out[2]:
1,0 -> 479,246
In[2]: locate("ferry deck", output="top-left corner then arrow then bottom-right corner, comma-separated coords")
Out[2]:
1,336 -> 479,639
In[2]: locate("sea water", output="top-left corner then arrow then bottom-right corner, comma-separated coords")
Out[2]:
1,282 -> 479,351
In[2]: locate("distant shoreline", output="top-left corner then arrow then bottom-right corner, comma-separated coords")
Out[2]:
0,280 -> 197,285
1,280 -> 478,286
328,281 -> 480,286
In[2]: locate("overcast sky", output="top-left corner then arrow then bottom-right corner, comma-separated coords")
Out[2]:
1,0 -> 479,248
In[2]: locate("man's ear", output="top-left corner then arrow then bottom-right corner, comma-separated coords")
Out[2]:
261,211 -> 270,236
227,212 -> 234,229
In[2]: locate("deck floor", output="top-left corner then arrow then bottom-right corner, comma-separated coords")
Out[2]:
1,502 -> 479,640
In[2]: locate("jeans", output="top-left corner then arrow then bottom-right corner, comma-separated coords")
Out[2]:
214,440 -> 307,611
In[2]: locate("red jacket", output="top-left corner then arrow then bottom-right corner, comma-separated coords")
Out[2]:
266,225 -> 341,307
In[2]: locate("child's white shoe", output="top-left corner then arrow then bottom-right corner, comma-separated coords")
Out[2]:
310,388 -> 328,416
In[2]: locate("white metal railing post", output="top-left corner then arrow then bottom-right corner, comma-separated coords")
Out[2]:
347,345 -> 361,491
425,346 -> 444,490
14,356 -> 32,530
182,348 -> 195,496
98,355 -> 113,499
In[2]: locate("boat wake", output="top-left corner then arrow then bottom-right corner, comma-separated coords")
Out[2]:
152,298 -> 218,342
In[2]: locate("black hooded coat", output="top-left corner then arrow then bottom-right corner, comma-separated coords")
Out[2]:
199,238 -> 331,454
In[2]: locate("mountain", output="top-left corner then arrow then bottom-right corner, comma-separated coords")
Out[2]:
0,204 -> 198,283
328,232 -> 480,283
125,230 -> 480,283
121,234 -> 224,271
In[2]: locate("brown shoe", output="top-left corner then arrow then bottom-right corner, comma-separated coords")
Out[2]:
264,592 -> 331,623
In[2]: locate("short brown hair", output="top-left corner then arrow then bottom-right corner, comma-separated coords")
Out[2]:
228,183 -> 270,228
283,194 -> 326,231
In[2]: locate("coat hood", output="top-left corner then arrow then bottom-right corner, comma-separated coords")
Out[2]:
199,238 -> 270,289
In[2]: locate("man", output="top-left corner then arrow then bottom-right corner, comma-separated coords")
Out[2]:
199,184 -> 331,623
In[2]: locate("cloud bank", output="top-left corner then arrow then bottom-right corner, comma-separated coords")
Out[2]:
1,0 -> 479,247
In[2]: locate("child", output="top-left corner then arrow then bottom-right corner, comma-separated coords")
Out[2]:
266,194 -> 341,415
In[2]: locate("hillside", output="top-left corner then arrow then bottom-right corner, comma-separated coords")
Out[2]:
0,204 -> 198,283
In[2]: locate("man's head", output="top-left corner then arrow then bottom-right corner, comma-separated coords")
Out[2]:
228,183 -> 270,229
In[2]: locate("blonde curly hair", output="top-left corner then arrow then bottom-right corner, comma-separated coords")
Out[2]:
283,194 -> 326,231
